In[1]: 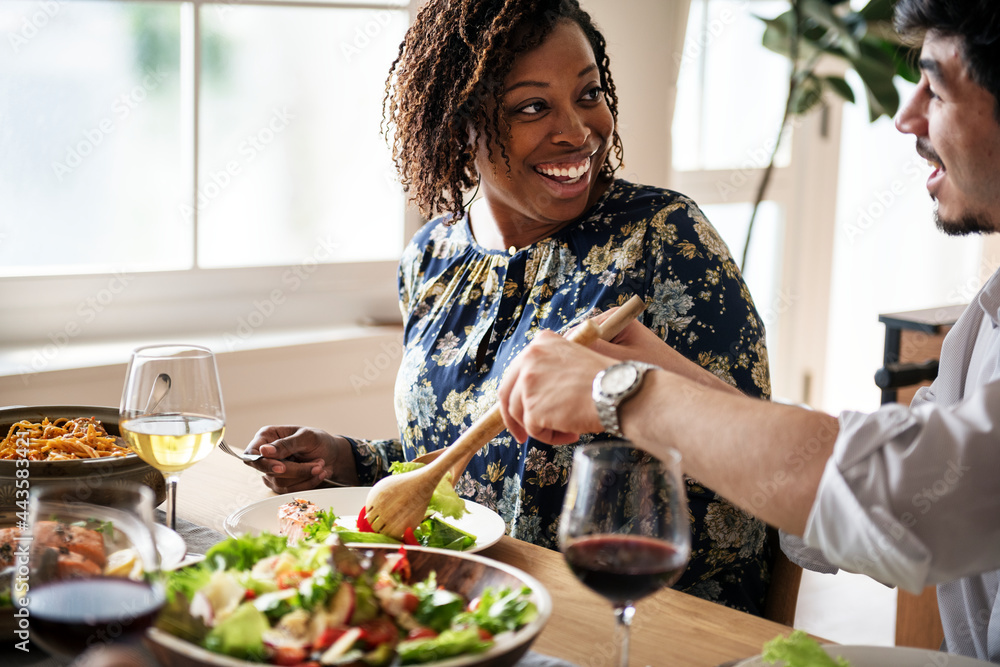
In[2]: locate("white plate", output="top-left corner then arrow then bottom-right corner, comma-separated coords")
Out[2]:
735,645 -> 995,667
154,523 -> 187,569
223,487 -> 506,553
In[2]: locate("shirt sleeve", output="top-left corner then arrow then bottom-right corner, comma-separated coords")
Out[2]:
803,378 -> 1000,593
345,436 -> 405,485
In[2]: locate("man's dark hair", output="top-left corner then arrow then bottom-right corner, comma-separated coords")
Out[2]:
894,0 -> 1000,118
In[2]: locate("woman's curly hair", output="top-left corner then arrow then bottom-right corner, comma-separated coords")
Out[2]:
382,0 -> 624,224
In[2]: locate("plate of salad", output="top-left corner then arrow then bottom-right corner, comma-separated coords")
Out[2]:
146,534 -> 551,667
223,484 -> 506,553
737,630 -> 994,667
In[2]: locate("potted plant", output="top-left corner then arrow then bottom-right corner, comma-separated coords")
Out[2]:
741,0 -> 918,271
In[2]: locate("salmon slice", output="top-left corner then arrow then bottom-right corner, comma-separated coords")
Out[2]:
33,521 -> 108,570
54,549 -> 103,578
277,498 -> 320,546
0,527 -> 19,568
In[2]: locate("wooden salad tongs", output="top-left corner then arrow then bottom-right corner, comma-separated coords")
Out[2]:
364,295 -> 647,540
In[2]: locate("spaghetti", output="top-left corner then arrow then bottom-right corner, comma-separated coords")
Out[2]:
0,417 -> 132,461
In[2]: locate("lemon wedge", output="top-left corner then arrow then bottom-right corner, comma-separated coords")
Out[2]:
105,548 -> 141,578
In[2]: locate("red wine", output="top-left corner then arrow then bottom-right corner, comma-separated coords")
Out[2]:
564,535 -> 686,604
28,578 -> 164,656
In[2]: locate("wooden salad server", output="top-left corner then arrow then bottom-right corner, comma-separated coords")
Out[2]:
364,295 -> 647,540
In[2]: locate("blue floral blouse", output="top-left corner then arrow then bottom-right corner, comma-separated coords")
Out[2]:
348,180 -> 773,614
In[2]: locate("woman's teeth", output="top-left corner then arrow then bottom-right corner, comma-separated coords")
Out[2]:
536,157 -> 591,184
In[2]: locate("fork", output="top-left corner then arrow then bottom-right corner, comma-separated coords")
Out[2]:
219,438 -> 351,487
218,439 -> 262,462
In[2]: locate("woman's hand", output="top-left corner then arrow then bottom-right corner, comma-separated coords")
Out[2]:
583,310 -> 742,396
244,426 -> 360,494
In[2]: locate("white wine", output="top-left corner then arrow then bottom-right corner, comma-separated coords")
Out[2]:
121,414 -> 224,474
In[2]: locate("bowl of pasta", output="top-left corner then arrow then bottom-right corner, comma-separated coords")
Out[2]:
0,405 -> 166,507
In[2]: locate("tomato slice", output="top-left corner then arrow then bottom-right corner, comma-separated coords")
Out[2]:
314,627 -> 349,651
358,616 -> 399,647
402,527 -> 418,546
406,627 -> 438,641
270,646 -> 308,666
356,505 -> 374,532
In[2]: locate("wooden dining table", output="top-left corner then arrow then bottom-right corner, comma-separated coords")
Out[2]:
176,447 -> 799,667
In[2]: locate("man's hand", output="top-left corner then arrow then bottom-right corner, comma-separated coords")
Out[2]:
498,331 -> 613,444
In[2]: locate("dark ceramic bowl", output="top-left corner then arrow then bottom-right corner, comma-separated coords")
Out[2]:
0,405 -> 166,508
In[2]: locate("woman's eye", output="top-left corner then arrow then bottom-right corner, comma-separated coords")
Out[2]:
582,86 -> 604,101
516,101 -> 547,115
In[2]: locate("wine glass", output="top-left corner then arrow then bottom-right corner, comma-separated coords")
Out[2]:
559,440 -> 690,667
120,344 -> 225,530
11,482 -> 165,660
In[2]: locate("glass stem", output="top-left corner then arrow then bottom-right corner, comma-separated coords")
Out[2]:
164,473 -> 180,530
614,603 -> 635,667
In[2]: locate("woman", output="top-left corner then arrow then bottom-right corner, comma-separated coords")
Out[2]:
247,0 -> 773,615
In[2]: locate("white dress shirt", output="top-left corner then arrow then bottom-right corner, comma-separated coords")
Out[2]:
784,267 -> 1000,662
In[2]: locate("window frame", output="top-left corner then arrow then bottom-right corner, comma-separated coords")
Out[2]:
0,0 -> 419,376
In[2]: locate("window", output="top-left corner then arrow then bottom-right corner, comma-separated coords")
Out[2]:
1,0 -> 413,370
671,0 -> 842,405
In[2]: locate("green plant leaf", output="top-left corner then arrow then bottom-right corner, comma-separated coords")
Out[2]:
800,0 -> 862,58
791,73 -> 824,115
851,40 -> 903,119
858,0 -> 895,23
823,76 -> 855,103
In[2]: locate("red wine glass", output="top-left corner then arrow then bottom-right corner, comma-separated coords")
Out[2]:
559,440 -> 690,667
12,482 -> 165,660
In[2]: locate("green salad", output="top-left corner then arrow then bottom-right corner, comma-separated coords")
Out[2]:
283,463 -> 476,553
158,534 -> 538,666
762,630 -> 851,667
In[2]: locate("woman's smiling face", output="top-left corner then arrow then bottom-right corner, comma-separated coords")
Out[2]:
473,19 -> 615,234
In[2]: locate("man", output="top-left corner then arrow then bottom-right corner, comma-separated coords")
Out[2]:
497,0 -> 1000,660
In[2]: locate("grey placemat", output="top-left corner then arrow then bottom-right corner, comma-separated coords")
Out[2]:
155,510 -> 226,555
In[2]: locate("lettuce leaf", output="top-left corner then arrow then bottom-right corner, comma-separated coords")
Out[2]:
389,461 -> 468,520
762,630 -> 850,667
203,533 -> 288,571
454,585 -> 537,636
397,627 -> 492,664
414,517 -> 475,551
302,507 -> 339,543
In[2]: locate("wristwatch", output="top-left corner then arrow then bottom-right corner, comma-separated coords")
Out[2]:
592,361 -> 658,438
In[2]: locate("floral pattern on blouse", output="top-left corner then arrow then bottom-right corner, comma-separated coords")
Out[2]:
348,180 -> 772,615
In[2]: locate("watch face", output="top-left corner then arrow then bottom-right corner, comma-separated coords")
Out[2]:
602,364 -> 639,395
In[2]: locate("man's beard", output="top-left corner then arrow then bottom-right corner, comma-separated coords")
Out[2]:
934,205 -> 997,236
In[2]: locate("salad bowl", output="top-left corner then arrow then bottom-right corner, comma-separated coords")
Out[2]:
145,543 -> 552,667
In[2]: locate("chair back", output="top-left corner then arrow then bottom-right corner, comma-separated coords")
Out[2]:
763,527 -> 802,626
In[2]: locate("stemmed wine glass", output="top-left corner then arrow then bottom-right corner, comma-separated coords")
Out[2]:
12,483 -> 165,660
559,440 -> 690,667
120,344 -> 225,530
